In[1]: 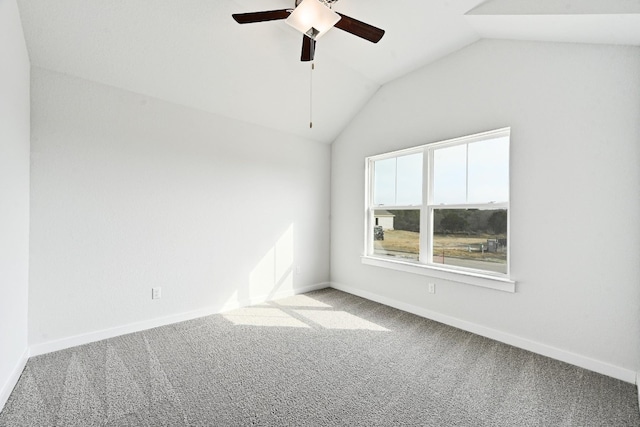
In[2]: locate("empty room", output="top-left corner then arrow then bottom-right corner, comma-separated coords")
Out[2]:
1,0 -> 640,425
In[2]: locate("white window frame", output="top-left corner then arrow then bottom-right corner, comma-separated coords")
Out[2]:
363,128 -> 515,292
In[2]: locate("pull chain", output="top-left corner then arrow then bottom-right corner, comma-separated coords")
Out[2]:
309,61 -> 314,128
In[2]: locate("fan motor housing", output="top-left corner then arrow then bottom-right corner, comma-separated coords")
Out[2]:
296,0 -> 339,6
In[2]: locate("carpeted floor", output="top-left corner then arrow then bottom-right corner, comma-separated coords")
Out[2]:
1,288 -> 638,426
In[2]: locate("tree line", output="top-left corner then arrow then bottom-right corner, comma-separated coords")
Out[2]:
387,209 -> 507,235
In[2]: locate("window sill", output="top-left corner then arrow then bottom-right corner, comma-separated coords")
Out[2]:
361,256 -> 516,293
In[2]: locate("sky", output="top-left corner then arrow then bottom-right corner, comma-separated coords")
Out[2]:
373,136 -> 509,207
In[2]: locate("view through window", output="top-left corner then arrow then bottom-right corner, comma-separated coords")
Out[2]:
366,128 -> 510,277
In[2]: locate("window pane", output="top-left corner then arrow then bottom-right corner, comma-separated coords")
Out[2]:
468,136 -> 509,204
432,208 -> 507,274
373,209 -> 420,262
373,158 -> 396,206
396,153 -> 422,205
433,144 -> 466,205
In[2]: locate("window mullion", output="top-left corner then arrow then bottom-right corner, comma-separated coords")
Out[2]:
394,157 -> 398,205
420,147 -> 431,264
465,143 -> 469,203
426,202 -> 509,210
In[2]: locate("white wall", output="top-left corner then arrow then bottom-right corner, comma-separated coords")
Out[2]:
0,0 -> 30,410
29,68 -> 331,350
331,39 -> 640,380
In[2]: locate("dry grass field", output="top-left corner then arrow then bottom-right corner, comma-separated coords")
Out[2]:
374,230 -> 506,264
375,230 -> 420,253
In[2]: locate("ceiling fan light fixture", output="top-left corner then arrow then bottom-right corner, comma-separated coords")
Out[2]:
285,0 -> 341,40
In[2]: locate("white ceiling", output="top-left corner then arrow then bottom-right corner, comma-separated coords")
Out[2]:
16,0 -> 640,143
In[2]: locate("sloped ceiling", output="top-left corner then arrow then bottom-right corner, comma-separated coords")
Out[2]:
16,0 -> 640,144
466,0 -> 640,46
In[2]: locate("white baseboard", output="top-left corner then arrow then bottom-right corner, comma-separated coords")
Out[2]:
330,282 -> 637,384
29,282 -> 330,358
637,372 -> 640,413
0,348 -> 29,413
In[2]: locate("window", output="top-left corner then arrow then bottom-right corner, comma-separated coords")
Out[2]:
370,152 -> 423,261
364,128 -> 511,289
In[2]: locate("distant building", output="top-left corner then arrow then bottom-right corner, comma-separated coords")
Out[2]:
374,210 -> 395,230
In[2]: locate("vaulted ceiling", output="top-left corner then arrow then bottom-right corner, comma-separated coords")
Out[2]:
17,0 -> 640,143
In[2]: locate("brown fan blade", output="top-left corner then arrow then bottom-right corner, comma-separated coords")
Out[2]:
232,9 -> 291,24
301,35 -> 316,62
335,13 -> 385,43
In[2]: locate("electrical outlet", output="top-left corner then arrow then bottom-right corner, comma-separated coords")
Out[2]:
295,266 -> 301,275
152,287 -> 162,300
428,283 -> 436,294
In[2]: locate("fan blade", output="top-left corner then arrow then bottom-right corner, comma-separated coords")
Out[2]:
232,9 -> 291,24
335,13 -> 385,43
301,35 -> 316,62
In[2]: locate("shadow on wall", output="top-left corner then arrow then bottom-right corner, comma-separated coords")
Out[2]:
250,223 -> 295,302
223,223 -> 299,310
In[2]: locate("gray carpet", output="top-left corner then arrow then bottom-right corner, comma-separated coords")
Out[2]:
1,288 -> 638,426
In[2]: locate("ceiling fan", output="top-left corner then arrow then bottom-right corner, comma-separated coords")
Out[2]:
232,0 -> 385,62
